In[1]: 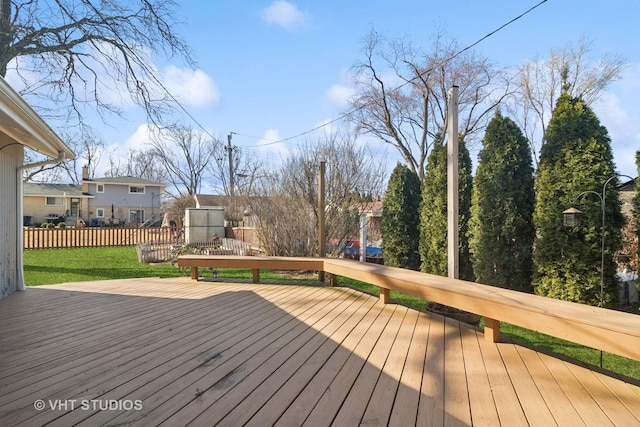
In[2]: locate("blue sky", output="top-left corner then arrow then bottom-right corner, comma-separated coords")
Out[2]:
65,0 -> 640,180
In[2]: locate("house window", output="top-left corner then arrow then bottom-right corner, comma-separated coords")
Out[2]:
45,197 -> 62,206
97,184 -> 104,193
129,186 -> 145,194
96,208 -> 104,218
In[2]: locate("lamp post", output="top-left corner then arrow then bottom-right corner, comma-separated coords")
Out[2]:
563,175 -> 633,368
563,175 -> 633,308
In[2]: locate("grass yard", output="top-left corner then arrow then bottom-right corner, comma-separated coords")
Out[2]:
23,246 -> 314,285
23,247 -> 640,381
24,246 -> 188,285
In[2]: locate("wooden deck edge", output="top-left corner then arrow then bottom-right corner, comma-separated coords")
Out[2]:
176,255 -> 640,362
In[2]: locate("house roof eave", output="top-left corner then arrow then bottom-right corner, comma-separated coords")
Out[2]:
0,77 -> 74,160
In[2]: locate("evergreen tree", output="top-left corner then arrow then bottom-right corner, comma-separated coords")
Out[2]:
419,136 -> 473,280
381,163 -> 421,270
634,151 -> 640,272
458,138 -> 474,281
469,112 -> 535,292
533,94 -> 623,306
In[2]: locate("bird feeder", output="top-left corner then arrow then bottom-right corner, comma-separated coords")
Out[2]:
563,207 -> 582,227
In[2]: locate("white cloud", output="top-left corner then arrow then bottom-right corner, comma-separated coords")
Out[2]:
261,1 -> 309,31
125,123 -> 155,149
104,123 -> 153,155
594,87 -> 640,178
256,128 -> 289,159
162,65 -> 220,107
326,84 -> 355,108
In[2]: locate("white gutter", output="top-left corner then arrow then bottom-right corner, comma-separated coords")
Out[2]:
16,151 -> 66,291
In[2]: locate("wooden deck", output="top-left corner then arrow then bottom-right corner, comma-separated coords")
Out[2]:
0,278 -> 639,426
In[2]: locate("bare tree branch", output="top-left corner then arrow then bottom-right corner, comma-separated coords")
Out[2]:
349,29 -> 509,180
249,131 -> 385,256
106,147 -> 166,183
508,37 -> 627,165
149,125 -> 220,198
0,0 -> 194,128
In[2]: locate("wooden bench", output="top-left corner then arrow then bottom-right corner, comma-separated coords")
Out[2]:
177,255 -> 640,362
177,255 -> 324,283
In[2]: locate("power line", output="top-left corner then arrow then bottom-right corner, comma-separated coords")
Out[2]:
149,0 -> 549,150
248,0 -> 549,148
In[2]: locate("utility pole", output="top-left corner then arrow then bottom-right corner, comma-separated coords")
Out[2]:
318,161 -> 326,282
226,133 -> 235,196
447,86 -> 459,280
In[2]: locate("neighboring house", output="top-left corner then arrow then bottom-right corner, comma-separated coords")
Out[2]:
619,178 -> 636,218
0,76 -> 74,300
22,183 -> 93,225
81,167 -> 164,226
618,270 -> 639,307
22,168 -> 165,226
617,178 -> 637,266
351,198 -> 383,244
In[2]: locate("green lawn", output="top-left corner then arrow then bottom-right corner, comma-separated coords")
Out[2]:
23,246 -> 640,381
22,246 -> 309,285
24,246 -> 188,285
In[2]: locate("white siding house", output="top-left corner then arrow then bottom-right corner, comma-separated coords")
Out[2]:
82,172 -> 164,226
0,77 -> 74,300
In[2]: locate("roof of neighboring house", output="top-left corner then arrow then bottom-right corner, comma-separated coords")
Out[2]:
618,178 -> 636,192
194,194 -> 230,208
0,77 -> 74,160
23,183 -> 92,198
351,199 -> 384,216
85,176 -> 164,186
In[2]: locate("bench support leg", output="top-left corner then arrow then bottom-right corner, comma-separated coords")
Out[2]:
329,273 -> 337,287
380,287 -> 390,304
484,318 -> 501,343
252,268 -> 260,283
191,267 -> 199,280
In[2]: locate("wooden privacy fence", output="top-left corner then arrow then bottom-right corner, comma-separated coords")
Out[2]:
23,226 -> 183,249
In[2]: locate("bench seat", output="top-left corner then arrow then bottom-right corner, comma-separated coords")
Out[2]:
177,255 -> 640,362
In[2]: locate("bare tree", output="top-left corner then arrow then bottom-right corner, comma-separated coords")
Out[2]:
249,132 -> 385,256
349,29 -> 509,180
22,149 -> 64,182
150,125 -> 220,198
22,131 -> 104,183
508,37 -> 627,164
106,147 -> 166,183
58,130 -> 104,183
209,145 -> 266,197
162,194 -> 195,227
0,0 -> 193,127
248,181 -> 312,257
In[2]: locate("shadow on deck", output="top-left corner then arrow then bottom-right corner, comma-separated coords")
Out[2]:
0,277 -> 638,426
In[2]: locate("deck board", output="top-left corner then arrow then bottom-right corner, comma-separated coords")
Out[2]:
417,309 -> 446,426
514,344 -> 586,426
360,308 -> 419,427
196,292 -> 371,426
459,328 -> 501,427
387,310 -> 430,427
498,344 -> 557,426
0,277 -> 639,426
